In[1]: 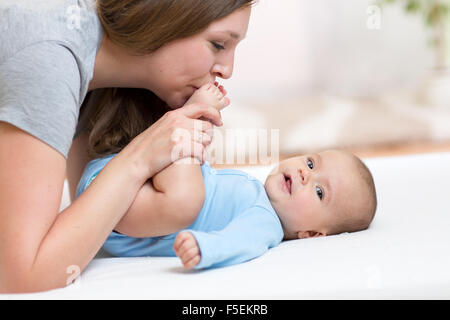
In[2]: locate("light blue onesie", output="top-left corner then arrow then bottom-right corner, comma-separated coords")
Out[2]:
76,154 -> 284,269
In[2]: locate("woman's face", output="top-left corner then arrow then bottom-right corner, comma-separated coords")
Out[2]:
142,6 -> 251,109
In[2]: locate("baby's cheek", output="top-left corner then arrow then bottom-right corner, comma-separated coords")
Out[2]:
295,192 -> 313,207
292,194 -> 315,218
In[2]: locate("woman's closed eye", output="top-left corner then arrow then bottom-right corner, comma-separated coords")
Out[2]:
211,41 -> 225,51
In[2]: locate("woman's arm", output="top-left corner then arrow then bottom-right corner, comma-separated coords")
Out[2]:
0,103 -> 222,293
0,122 -> 144,293
67,131 -> 91,202
113,159 -> 205,238
68,131 -> 205,238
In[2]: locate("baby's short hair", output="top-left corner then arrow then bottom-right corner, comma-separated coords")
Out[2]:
328,153 -> 377,235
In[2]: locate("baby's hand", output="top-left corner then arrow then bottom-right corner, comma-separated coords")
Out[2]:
185,82 -> 230,112
173,231 -> 201,269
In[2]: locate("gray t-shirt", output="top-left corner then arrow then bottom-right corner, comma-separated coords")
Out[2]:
0,0 -> 104,159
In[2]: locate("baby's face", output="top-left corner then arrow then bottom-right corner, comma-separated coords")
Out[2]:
264,150 -> 366,239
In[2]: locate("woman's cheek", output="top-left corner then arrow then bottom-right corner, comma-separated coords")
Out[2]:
187,46 -> 215,78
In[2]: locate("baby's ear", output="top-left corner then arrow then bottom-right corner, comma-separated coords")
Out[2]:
297,231 -> 326,239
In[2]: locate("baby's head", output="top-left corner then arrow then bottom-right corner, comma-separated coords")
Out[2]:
264,149 -> 377,240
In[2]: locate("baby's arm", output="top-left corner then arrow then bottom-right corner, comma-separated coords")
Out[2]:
174,206 -> 284,269
113,83 -> 229,238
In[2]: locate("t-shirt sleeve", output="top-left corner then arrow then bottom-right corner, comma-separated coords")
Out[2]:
186,206 -> 284,269
0,41 -> 82,159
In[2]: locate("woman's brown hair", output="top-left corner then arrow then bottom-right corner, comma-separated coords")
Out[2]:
77,0 -> 255,159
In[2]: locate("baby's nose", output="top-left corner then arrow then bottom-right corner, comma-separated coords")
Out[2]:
299,168 -> 310,184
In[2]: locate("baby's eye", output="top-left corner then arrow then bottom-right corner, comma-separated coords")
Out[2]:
316,186 -> 323,200
307,158 -> 314,170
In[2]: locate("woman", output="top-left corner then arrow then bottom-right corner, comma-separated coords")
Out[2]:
0,0 -> 253,293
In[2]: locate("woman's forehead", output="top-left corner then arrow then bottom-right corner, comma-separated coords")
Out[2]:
205,6 -> 251,38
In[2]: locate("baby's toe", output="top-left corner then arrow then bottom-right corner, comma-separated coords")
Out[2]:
212,86 -> 224,98
216,96 -> 230,110
200,83 -> 213,92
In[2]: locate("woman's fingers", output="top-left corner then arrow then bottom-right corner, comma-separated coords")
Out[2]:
170,111 -> 215,146
164,108 -> 217,163
123,101 -> 221,179
177,102 -> 223,127
170,119 -> 212,147
171,138 -> 207,164
193,119 -> 214,133
197,132 -> 212,146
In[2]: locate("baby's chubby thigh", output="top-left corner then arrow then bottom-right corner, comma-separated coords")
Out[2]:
153,158 -> 206,228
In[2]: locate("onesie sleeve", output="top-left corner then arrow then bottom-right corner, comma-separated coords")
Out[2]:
75,154 -> 117,199
0,42 -> 82,159
186,206 -> 284,269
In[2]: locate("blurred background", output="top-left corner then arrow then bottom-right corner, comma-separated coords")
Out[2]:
212,0 -> 450,165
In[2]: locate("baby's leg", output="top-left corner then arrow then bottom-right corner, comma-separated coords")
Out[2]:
114,160 -> 205,238
148,84 -> 230,225
139,84 -> 230,233
114,84 -> 228,238
185,83 -> 230,111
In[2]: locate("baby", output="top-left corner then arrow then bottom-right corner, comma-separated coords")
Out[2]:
76,84 -> 377,270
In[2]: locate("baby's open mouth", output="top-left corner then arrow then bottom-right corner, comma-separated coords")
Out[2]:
284,174 -> 292,194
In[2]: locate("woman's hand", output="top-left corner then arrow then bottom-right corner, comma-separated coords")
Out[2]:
120,102 -> 223,182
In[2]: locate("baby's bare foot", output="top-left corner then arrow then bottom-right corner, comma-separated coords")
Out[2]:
185,83 -> 230,111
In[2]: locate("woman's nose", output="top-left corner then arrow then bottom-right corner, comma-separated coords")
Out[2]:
212,54 -> 234,79
212,63 -> 233,79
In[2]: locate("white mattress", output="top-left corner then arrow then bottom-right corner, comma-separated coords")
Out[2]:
3,152 -> 450,299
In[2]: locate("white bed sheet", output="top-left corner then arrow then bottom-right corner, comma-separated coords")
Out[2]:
3,152 -> 450,299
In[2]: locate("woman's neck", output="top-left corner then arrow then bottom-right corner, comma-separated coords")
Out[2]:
88,35 -> 150,91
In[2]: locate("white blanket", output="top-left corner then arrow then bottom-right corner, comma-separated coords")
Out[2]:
3,152 -> 450,299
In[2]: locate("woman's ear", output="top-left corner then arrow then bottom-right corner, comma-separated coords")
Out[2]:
297,231 -> 327,239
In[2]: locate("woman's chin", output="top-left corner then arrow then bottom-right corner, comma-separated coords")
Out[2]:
166,102 -> 181,110
167,96 -> 188,109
